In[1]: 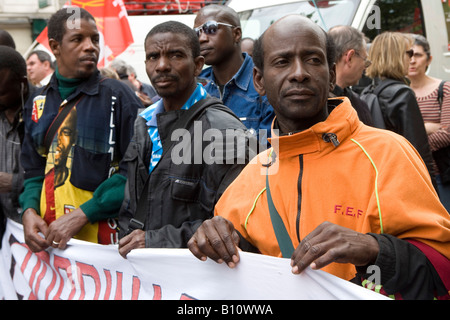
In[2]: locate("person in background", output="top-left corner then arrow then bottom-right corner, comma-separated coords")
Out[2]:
26,50 -> 55,88
99,66 -> 120,79
194,4 -> 274,145
110,58 -> 138,92
240,37 -> 255,57
328,26 -> 373,126
0,29 -> 16,49
0,46 -> 32,244
19,7 -> 140,252
408,34 -> 450,211
361,32 -> 436,184
127,64 -> 160,106
352,39 -> 373,95
188,15 -> 450,300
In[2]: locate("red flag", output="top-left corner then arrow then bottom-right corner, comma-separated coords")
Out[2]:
35,26 -> 50,52
36,0 -> 134,67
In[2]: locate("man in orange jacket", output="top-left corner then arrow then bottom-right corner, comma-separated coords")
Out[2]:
188,15 -> 450,299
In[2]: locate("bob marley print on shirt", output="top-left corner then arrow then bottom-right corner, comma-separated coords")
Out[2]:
41,106 -> 119,245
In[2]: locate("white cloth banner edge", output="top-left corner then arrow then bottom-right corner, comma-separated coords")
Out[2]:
0,218 -> 389,300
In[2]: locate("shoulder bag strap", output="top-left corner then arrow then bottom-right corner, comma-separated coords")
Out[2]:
161,97 -> 225,157
265,150 -> 295,258
438,80 -> 446,109
127,97 -> 226,234
43,94 -> 84,156
373,79 -> 398,96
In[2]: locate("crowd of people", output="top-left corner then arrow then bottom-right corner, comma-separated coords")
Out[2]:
0,3 -> 449,300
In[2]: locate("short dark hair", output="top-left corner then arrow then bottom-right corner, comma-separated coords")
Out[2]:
47,7 -> 95,43
144,21 -> 200,58
252,31 -> 265,71
197,4 -> 241,28
253,25 -> 336,72
0,45 -> 26,81
0,29 -> 16,49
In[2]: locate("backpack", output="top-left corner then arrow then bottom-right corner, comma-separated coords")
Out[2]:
360,79 -> 398,129
437,80 -> 446,108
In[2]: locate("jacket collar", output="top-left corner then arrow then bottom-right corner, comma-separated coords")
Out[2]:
233,53 -> 253,91
203,53 -> 253,91
48,70 -> 102,101
268,97 -> 361,159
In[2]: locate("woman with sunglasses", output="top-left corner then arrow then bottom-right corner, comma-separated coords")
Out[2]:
361,32 -> 436,185
408,35 -> 450,211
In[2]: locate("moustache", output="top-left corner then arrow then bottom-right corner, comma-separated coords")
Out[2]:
281,85 -> 315,97
152,74 -> 179,83
80,54 -> 98,62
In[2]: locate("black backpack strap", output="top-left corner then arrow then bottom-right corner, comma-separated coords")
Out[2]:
127,176 -> 150,233
373,79 -> 398,96
127,97 -> 230,234
161,97 -> 229,157
438,80 -> 446,109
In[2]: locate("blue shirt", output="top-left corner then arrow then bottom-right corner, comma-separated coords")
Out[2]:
199,53 -> 274,143
139,83 -> 208,172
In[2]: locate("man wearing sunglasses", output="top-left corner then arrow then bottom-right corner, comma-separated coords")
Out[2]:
328,26 -> 373,127
194,5 -> 274,147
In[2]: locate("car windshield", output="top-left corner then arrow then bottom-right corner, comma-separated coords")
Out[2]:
237,0 -> 361,38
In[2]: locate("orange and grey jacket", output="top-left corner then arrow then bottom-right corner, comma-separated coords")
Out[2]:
215,97 -> 450,299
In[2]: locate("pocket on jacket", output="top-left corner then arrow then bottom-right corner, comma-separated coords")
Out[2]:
70,145 -> 110,192
240,117 -> 259,134
170,177 -> 200,202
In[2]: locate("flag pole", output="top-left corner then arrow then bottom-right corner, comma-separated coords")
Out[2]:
23,39 -> 38,59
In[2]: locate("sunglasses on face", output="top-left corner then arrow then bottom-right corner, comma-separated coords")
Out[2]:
406,49 -> 414,58
194,20 -> 236,37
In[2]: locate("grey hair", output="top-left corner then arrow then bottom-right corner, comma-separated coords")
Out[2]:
413,34 -> 431,60
327,25 -> 366,59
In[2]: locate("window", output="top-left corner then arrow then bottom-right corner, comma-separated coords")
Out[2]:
237,0 -> 360,39
443,0 -> 450,51
362,0 -> 425,41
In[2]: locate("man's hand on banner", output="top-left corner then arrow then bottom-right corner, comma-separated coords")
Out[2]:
118,229 -> 146,258
22,208 -> 49,252
44,208 -> 89,250
290,222 -> 380,274
188,216 -> 241,268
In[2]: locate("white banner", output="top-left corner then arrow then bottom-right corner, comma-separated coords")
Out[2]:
0,219 -> 388,301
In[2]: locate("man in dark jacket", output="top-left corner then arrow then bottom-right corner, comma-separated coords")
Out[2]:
0,46 -> 31,244
117,21 -> 257,257
20,8 -> 140,252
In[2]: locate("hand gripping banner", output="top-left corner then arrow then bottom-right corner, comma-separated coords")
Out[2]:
0,219 -> 388,300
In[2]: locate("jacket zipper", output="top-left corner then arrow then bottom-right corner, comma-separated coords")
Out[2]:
296,134 -> 339,241
322,133 -> 340,147
296,155 -> 303,242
